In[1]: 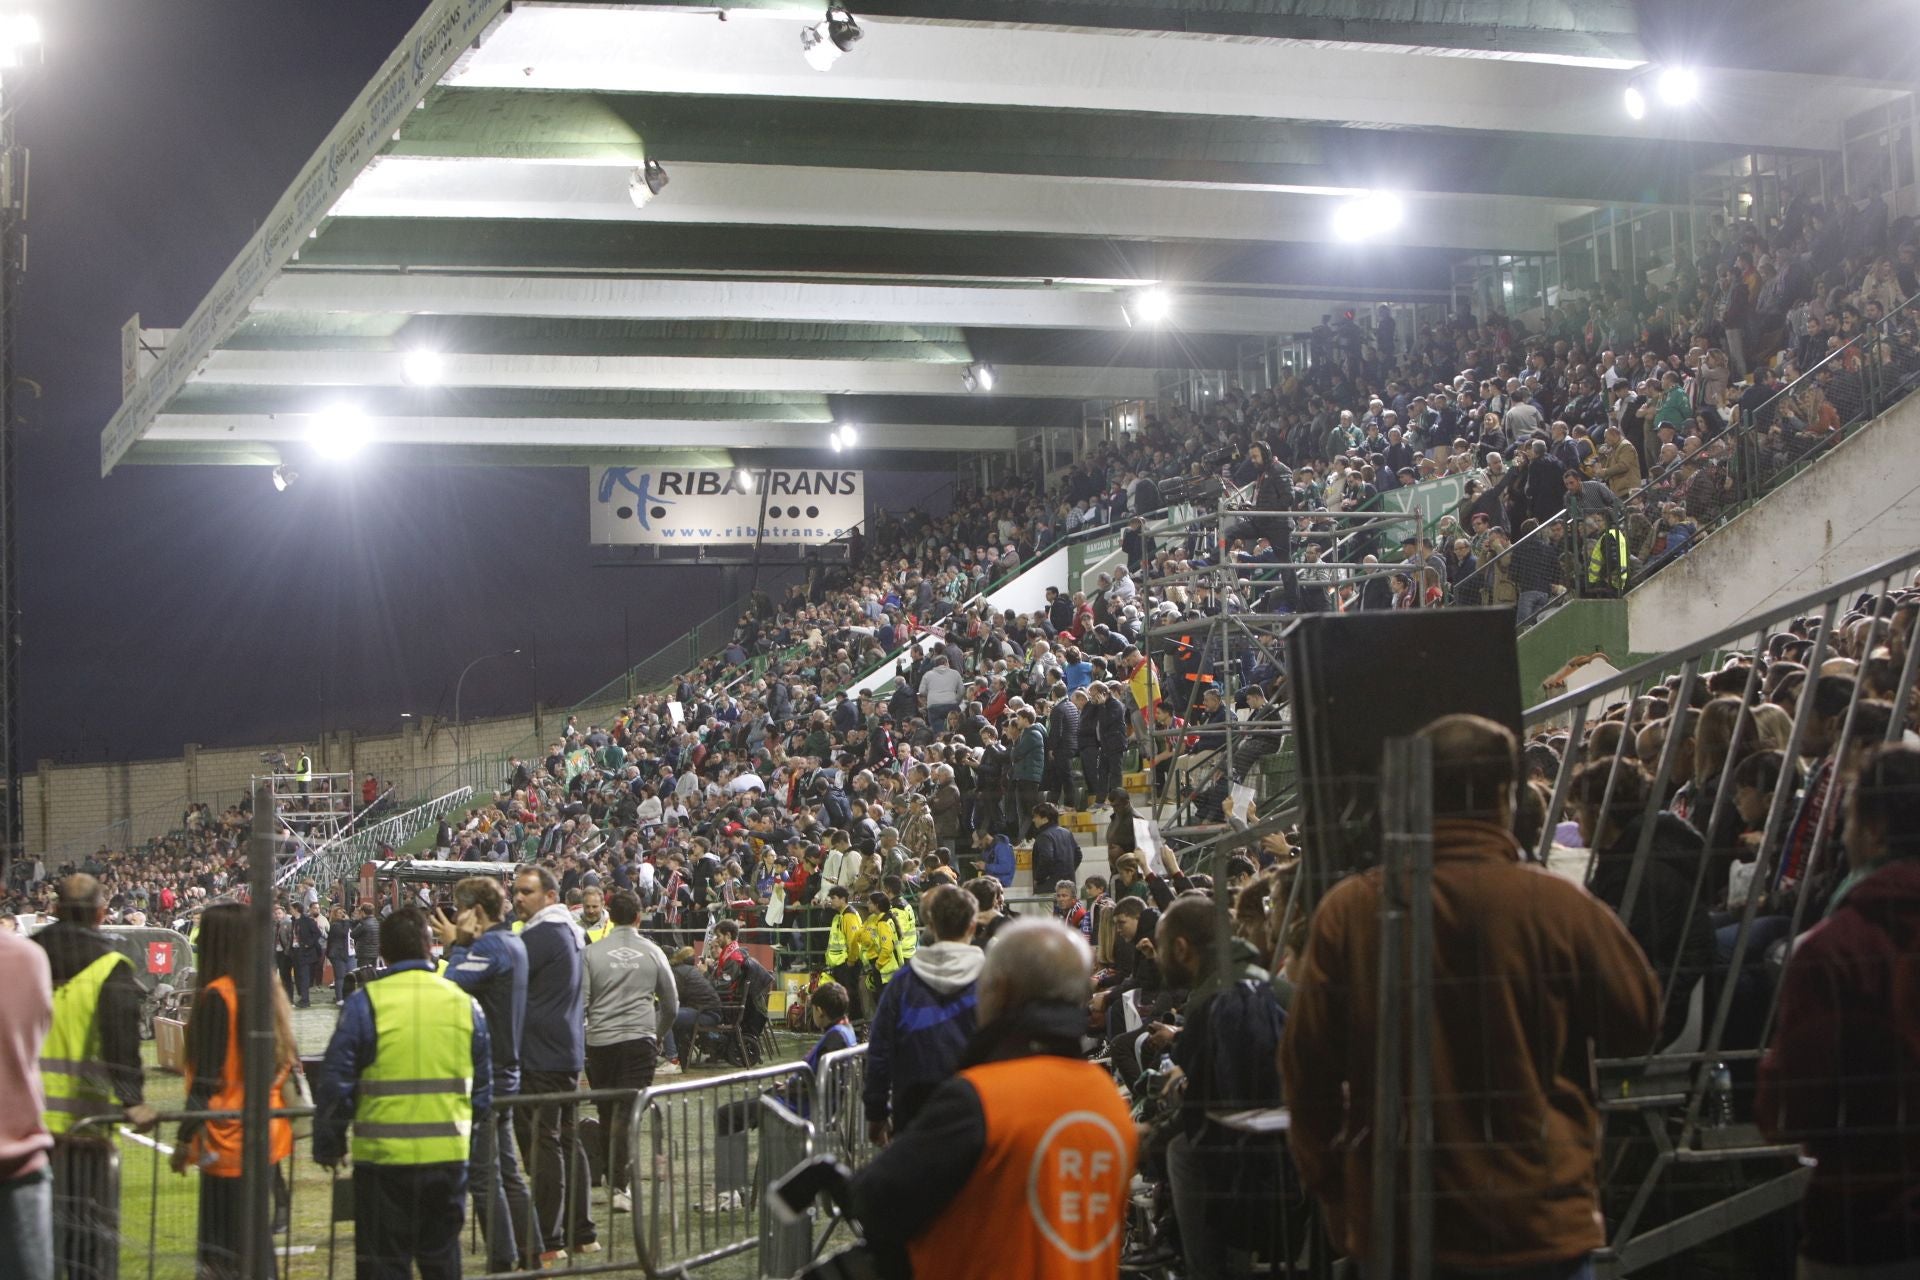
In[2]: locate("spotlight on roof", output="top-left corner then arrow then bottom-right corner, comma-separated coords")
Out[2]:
1656,66 -> 1699,107
0,14 -> 41,69
801,6 -> 861,72
1622,83 -> 1647,120
1129,288 -> 1173,327
962,362 -> 996,393
830,431 -> 845,453
837,424 -> 859,448
307,405 -> 371,460
629,158 -> 669,208
1331,191 -> 1404,242
737,468 -> 754,492
271,464 -> 297,493
401,349 -> 444,387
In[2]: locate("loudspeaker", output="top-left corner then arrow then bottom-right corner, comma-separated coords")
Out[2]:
1285,608 -> 1522,877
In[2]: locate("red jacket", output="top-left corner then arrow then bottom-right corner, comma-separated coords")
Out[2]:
1758,857 -> 1920,1266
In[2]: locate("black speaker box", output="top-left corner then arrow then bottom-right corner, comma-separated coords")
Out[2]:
1285,608 -> 1522,877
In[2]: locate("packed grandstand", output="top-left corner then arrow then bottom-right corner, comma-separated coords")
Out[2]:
10,185 -> 1920,1280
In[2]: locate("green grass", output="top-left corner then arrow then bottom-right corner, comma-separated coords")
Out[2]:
106,1013 -> 828,1280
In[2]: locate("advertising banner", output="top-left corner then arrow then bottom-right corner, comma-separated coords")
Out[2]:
590,466 -> 865,546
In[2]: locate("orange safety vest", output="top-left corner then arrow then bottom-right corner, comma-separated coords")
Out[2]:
908,1055 -> 1137,1280
182,975 -> 293,1176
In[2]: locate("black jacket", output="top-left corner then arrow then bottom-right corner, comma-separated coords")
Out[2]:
1588,813 -> 1717,1047
1031,825 -> 1082,889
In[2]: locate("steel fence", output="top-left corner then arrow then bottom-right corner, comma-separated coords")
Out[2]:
811,1044 -> 873,1171
633,1058 -> 820,1278
1352,544 -> 1920,1278
58,1086 -> 691,1280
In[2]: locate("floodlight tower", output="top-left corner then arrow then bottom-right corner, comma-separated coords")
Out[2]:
0,14 -> 40,881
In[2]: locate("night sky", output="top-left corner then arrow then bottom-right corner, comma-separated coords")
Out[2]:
16,2 -> 941,765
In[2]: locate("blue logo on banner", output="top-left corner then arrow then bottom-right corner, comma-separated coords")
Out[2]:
598,469 -> 675,529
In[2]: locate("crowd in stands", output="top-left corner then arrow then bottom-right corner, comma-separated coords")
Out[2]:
4,186 -> 1920,1278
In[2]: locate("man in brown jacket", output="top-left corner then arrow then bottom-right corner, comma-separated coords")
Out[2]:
1599,423 -> 1642,498
1281,714 -> 1660,1277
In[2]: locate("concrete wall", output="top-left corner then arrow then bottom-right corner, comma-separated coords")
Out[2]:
1629,393 -> 1920,653
22,703 -> 560,861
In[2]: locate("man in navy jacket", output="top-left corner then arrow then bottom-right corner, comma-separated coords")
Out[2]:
864,886 -> 983,1145
511,866 -> 595,1262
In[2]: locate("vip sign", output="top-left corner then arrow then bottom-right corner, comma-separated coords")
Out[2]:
590,467 -> 865,546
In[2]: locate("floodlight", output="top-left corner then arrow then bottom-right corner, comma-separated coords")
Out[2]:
401,349 -> 445,387
963,363 -> 995,392
830,432 -> 845,453
837,424 -> 858,448
308,405 -> 371,459
801,6 -> 861,71
271,464 -> 297,492
630,159 -> 669,208
1331,191 -> 1404,242
1656,67 -> 1699,107
1133,288 -> 1173,325
0,14 -> 39,66
737,468 -> 754,492
1622,83 -> 1647,120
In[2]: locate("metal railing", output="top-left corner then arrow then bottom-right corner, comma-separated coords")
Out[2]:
812,1043 -> 873,1170
284,785 -> 478,895
633,1058 -> 819,1278
1453,289 -> 1920,625
1371,544 -> 1920,1277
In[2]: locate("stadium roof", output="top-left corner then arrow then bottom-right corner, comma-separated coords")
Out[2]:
101,0 -> 1918,472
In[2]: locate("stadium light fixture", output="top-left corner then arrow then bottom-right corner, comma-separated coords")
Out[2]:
629,158 -> 669,209
737,468 -> 754,492
1622,83 -> 1647,120
0,14 -> 40,68
1656,66 -> 1699,107
401,349 -> 445,387
801,6 -> 862,72
962,363 -> 996,392
1128,288 -> 1173,327
271,464 -> 297,492
837,424 -> 858,448
308,405 -> 371,459
1331,191 -> 1404,242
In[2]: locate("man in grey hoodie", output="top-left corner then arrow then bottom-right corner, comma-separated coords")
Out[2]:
864,885 -> 984,1146
583,890 -> 678,1213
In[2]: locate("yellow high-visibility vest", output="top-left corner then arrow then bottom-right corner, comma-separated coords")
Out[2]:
42,951 -> 132,1135
353,969 -> 475,1166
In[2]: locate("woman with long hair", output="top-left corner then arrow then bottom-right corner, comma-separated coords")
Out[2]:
170,903 -> 299,1280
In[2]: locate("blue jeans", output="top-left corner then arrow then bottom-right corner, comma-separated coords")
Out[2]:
470,1102 -> 534,1272
664,1007 -> 721,1061
0,1167 -> 52,1280
1516,590 -> 1549,625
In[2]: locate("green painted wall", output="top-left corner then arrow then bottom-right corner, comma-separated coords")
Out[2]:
1516,599 -> 1654,708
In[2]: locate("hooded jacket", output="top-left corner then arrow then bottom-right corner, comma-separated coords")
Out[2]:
1759,857 -> 1920,1267
863,941 -> 983,1130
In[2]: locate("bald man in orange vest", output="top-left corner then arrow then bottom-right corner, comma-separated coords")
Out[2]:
850,918 -> 1137,1279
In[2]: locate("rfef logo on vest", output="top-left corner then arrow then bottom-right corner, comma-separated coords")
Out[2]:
1026,1110 -> 1130,1262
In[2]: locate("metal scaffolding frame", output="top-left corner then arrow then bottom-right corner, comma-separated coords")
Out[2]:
1135,501 -> 1420,836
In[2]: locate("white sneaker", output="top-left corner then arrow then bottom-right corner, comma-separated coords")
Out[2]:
612,1190 -> 632,1214
655,1060 -> 683,1076
695,1189 -> 744,1213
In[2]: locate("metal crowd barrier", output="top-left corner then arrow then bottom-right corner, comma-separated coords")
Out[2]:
59,1087 -> 675,1280
632,1058 -> 819,1278
812,1044 -> 873,1170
